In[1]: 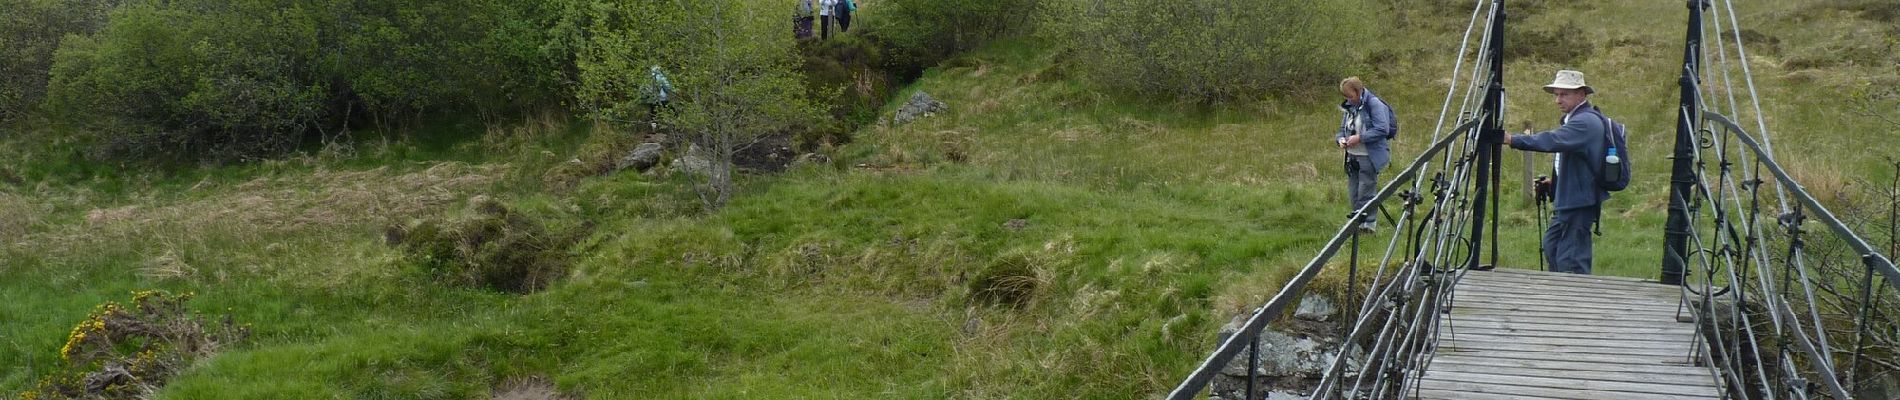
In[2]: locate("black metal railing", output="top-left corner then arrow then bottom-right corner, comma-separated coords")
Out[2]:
1677,111 -> 1899,400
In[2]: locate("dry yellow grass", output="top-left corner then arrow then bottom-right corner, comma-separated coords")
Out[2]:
9,162 -> 507,286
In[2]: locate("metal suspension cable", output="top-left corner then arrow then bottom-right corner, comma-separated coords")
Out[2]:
1686,116 -> 1780,397
1427,0 -> 1491,144
1707,0 -> 1743,120
1718,0 -> 1790,211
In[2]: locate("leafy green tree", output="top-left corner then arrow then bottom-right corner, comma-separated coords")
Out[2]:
1042,0 -> 1373,104
41,0 -> 565,162
569,0 -> 819,210
44,1 -> 327,161
0,0 -> 122,122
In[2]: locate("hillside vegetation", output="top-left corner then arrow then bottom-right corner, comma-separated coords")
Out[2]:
1,0 -> 1896,398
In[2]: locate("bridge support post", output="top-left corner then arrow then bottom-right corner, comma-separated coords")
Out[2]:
1468,0 -> 1506,272
1661,0 -> 1708,286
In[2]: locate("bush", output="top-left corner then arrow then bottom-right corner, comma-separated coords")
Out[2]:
25,291 -> 248,400
41,0 -> 564,164
797,36 -> 898,147
1041,0 -> 1373,104
0,0 -> 121,123
390,196 -> 579,294
858,0 -> 1041,80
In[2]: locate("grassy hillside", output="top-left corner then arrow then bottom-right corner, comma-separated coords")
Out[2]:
2,0 -> 1895,398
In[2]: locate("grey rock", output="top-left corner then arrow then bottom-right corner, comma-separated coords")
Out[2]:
1264,391 -> 1308,400
1294,294 -> 1337,322
792,152 -> 831,167
893,91 -> 948,125
616,142 -> 665,172
1217,328 -> 1325,377
672,144 -> 713,176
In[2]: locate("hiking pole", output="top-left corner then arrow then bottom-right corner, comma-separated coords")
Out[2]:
1534,175 -> 1552,272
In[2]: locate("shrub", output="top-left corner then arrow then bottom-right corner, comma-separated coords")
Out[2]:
25,291 -> 249,400
1041,0 -> 1374,104
858,0 -> 1042,80
41,0 -> 564,163
797,36 -> 896,148
0,0 -> 121,122
390,196 -> 579,294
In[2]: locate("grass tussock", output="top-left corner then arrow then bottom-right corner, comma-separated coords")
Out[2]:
0,192 -> 48,239
969,247 -> 1055,308
389,195 -> 582,294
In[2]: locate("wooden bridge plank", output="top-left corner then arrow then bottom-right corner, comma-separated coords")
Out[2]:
1424,360 -> 1719,386
1417,267 -> 1720,399
1438,338 -> 1690,358
1414,388 -> 1578,400
1457,278 -> 1680,298
1487,267 -> 1661,282
1451,271 -> 1679,288
1449,294 -> 1682,313
1441,319 -> 1697,336
1450,288 -> 1682,305
1445,330 -> 1696,347
1443,312 -> 1692,329
1447,302 -> 1680,319
1431,348 -> 1699,366
1421,370 -> 1721,397
1452,283 -> 1682,303
1416,379 -> 1712,400
1429,354 -> 1714,377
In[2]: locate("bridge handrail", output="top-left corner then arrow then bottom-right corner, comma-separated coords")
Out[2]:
1702,111 -> 1900,287
1164,118 -> 1482,400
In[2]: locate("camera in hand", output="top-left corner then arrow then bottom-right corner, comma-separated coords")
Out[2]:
1533,175 -> 1554,204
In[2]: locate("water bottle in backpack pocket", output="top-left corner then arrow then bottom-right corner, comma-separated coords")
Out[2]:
1596,115 -> 1631,192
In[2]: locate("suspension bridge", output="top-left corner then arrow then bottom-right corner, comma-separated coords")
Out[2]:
1169,1 -> 1899,399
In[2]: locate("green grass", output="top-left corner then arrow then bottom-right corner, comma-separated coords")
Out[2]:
2,0 -> 1897,398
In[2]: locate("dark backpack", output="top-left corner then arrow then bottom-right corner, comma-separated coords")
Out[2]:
1386,104 -> 1399,141
1594,113 -> 1631,192
1375,97 -> 1399,141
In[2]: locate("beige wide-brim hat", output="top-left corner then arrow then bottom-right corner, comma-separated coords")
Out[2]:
1542,70 -> 1595,94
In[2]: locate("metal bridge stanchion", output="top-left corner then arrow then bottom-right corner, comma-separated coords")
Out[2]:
1662,0 -> 1711,287
1246,340 -> 1258,400
1851,254 -> 1876,391
1350,222 -> 1360,320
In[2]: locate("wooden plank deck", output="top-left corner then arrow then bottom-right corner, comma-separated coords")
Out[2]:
1414,267 -> 1722,400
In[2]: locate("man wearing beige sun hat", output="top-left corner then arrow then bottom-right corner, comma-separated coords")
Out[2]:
1504,70 -> 1615,275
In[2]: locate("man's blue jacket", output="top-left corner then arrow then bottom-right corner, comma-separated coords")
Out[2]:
1510,102 -> 1611,211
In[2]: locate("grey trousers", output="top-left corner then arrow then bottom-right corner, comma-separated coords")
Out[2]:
1545,204 -> 1600,274
1345,155 -> 1379,225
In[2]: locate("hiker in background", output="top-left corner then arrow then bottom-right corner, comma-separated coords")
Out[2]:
818,0 -> 836,39
1335,76 -> 1395,233
644,65 -> 675,128
835,0 -> 855,33
1505,70 -> 1612,275
794,0 -> 815,39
